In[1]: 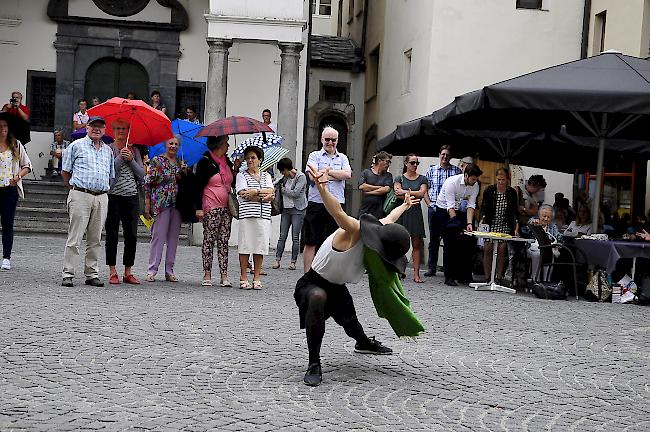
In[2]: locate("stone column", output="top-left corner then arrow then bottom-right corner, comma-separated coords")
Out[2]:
277,42 -> 304,164
53,40 -> 77,139
205,38 -> 232,124
159,50 -> 182,119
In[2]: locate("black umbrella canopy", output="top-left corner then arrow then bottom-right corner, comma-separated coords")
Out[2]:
431,52 -> 650,140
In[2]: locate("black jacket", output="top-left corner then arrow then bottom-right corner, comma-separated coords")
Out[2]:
480,185 -> 518,234
175,170 -> 199,223
194,151 -> 235,211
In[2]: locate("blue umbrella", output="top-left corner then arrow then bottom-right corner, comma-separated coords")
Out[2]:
231,133 -> 285,157
149,119 -> 207,166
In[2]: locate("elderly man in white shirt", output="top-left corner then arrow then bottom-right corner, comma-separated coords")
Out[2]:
435,163 -> 482,286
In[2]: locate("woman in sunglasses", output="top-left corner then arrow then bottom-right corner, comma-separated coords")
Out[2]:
393,154 -> 429,283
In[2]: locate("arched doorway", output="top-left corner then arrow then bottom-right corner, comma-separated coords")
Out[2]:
319,115 -> 348,155
85,58 -> 149,103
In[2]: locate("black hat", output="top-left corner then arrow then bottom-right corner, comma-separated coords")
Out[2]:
242,145 -> 264,161
359,214 -> 410,275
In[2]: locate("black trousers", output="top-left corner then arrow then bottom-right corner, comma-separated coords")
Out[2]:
0,186 -> 18,259
105,194 -> 139,267
439,207 -> 475,281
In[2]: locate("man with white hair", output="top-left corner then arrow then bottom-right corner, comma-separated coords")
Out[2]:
303,126 -> 351,272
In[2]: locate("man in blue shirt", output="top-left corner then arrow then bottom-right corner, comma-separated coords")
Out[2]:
61,116 -> 115,287
303,126 -> 351,272
424,145 -> 461,276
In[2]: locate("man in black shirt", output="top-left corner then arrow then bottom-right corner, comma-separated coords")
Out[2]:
358,151 -> 393,219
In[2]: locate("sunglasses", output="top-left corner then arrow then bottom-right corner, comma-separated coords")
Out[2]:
408,161 -> 420,166
323,138 -> 337,142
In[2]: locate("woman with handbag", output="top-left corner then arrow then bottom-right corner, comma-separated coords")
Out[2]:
143,136 -> 184,282
393,154 -> 429,283
194,135 -> 239,287
272,157 -> 307,270
236,146 -> 274,289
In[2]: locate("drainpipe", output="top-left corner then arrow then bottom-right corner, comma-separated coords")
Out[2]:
581,0 -> 592,58
301,1 -> 314,168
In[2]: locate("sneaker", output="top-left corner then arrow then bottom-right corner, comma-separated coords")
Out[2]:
354,337 -> 393,355
303,362 -> 322,386
1,259 -> 10,270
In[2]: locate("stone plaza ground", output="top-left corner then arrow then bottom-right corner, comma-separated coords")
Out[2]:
0,235 -> 649,431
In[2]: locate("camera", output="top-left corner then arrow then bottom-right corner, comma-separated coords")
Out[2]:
9,98 -> 17,104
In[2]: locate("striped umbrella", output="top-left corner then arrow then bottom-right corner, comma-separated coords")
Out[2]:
231,133 -> 285,157
239,146 -> 289,172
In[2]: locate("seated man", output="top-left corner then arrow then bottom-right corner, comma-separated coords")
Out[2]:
295,164 -> 424,387
50,129 -> 70,176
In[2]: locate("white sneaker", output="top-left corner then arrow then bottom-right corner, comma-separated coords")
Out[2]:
1,259 -> 10,270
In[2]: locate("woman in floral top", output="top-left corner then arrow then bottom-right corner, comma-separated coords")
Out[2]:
144,136 -> 183,282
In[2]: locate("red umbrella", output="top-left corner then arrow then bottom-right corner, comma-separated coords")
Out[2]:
196,116 -> 273,137
87,97 -> 173,146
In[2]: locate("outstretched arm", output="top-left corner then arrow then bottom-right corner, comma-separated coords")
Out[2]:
307,164 -> 359,233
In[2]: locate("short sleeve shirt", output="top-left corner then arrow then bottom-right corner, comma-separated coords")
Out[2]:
306,149 -> 350,204
358,168 -> 393,217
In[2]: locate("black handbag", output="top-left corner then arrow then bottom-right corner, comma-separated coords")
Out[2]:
271,179 -> 284,216
533,280 -> 567,300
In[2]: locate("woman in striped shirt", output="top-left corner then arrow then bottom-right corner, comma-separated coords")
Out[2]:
236,146 -> 274,290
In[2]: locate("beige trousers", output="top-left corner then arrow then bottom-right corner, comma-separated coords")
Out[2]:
62,189 -> 108,279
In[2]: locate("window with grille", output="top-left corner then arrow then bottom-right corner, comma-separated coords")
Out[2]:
175,81 -> 205,123
320,81 -> 350,103
27,71 -> 56,132
516,0 -> 542,9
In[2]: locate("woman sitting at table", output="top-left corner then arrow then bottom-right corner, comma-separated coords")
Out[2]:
563,205 -> 592,238
480,167 -> 518,283
527,204 -> 563,282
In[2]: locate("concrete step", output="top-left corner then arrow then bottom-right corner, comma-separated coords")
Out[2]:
22,180 -> 69,195
22,190 -> 69,201
18,198 -> 67,209
15,207 -> 68,220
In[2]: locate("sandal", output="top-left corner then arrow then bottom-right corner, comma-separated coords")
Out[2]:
145,273 -> 155,282
252,280 -> 263,290
219,279 -> 232,287
288,262 -> 296,271
201,279 -> 213,286
272,261 -> 280,269
165,273 -> 179,282
239,280 -> 252,290
413,278 -> 424,283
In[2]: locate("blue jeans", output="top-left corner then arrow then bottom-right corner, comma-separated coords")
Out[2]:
0,186 -> 18,259
276,208 -> 305,262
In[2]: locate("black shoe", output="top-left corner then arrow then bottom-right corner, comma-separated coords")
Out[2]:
303,363 -> 322,386
61,277 -> 73,287
423,269 -> 436,277
458,278 -> 475,285
354,337 -> 393,355
85,278 -> 105,287
445,278 -> 458,286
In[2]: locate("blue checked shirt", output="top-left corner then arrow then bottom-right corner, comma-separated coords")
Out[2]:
62,136 -> 115,192
306,149 -> 350,204
425,163 -> 461,207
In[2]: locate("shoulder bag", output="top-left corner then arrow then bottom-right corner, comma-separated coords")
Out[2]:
382,188 -> 399,215
228,190 -> 239,219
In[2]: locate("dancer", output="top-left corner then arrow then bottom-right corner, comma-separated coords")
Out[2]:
295,164 -> 424,387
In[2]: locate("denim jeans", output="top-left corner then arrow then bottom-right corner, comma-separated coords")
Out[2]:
276,208 -> 305,262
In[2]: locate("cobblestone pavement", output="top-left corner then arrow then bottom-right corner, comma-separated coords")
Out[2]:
1,235 -> 649,431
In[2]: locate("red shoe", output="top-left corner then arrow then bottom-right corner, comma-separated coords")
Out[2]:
109,274 -> 120,285
123,274 -> 141,285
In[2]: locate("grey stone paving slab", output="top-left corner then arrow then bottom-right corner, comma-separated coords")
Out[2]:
0,235 -> 648,431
